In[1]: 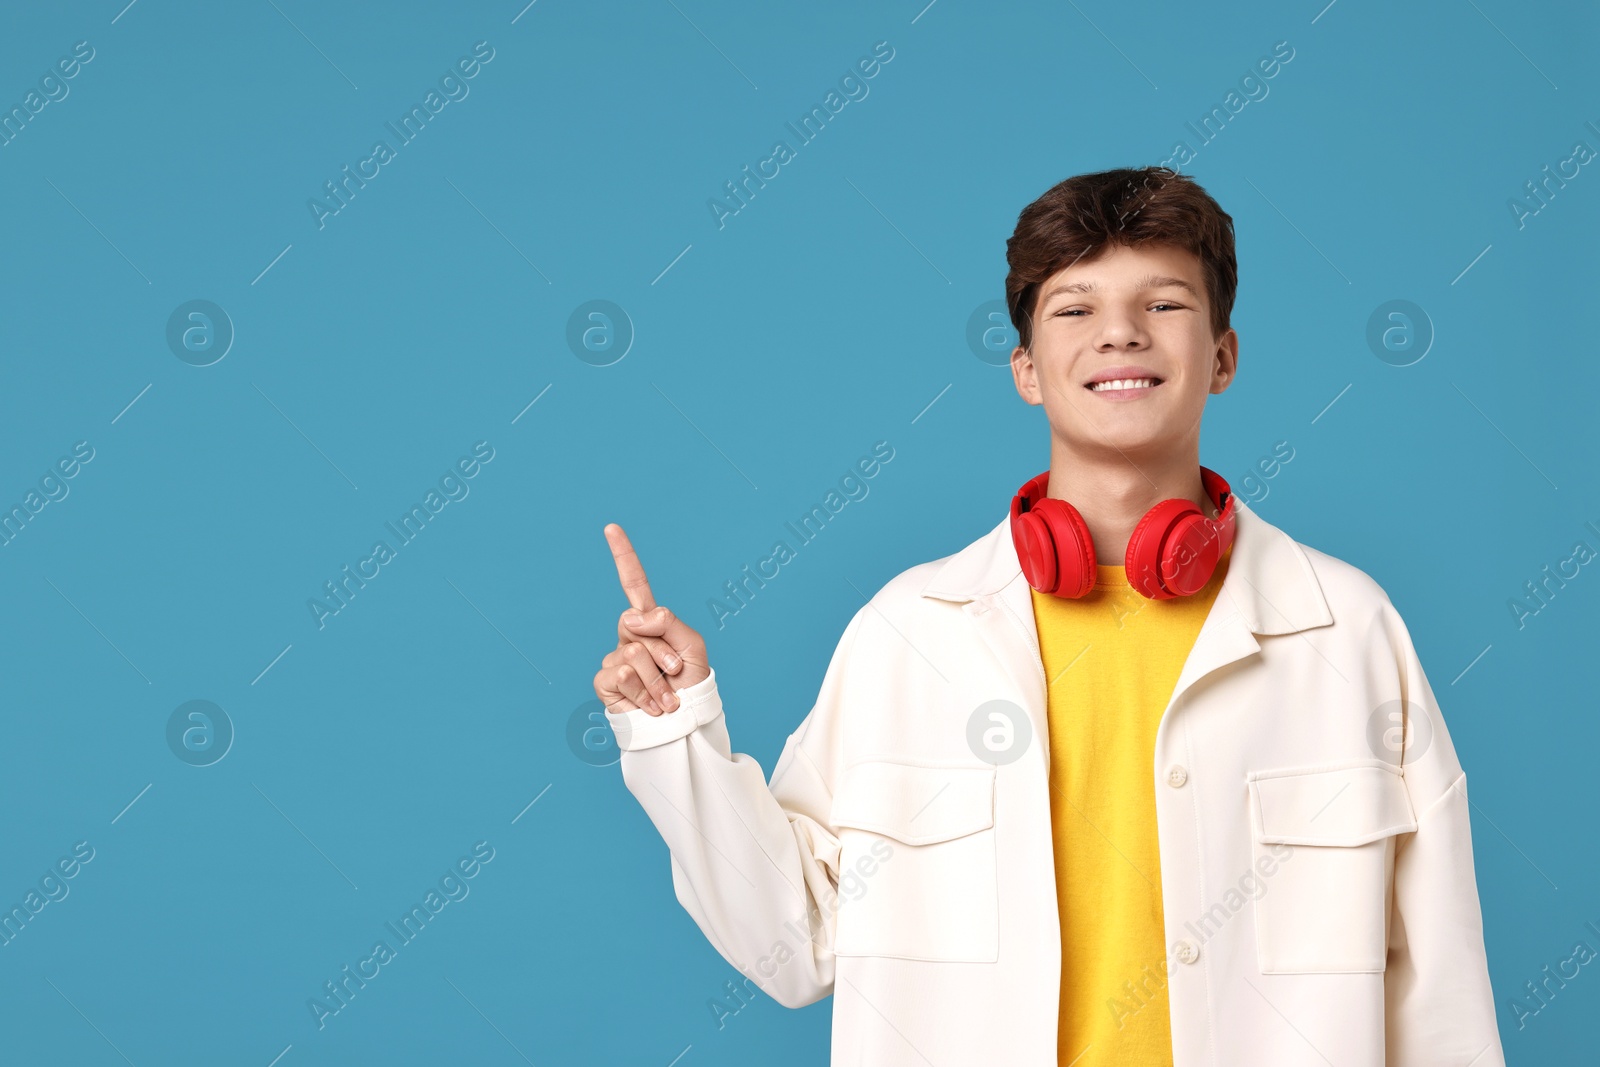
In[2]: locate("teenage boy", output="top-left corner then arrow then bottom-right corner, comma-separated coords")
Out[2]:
597,167 -> 1504,1066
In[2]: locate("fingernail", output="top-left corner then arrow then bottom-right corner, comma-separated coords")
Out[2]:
664,653 -> 680,670
660,692 -> 677,711
624,611 -> 643,624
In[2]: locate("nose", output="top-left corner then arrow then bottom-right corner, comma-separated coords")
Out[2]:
1095,310 -> 1149,350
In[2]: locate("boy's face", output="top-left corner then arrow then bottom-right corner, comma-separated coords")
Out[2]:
1010,241 -> 1238,464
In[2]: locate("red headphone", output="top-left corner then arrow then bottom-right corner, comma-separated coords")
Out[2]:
1010,466 -> 1236,600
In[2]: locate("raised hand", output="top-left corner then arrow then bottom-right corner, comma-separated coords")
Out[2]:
595,522 -> 710,717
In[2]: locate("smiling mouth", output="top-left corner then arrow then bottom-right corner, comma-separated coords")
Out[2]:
1086,377 -> 1163,392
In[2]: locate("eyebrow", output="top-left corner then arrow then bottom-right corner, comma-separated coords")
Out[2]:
1039,273 -> 1201,304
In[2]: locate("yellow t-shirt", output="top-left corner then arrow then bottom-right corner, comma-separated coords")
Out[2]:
1030,545 -> 1230,1066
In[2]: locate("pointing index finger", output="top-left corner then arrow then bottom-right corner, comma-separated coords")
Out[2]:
604,523 -> 657,614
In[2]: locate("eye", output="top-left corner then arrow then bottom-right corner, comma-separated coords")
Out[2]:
1151,301 -> 1182,311
1052,308 -> 1086,317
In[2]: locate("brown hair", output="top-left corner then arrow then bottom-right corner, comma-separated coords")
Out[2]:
1004,167 -> 1237,352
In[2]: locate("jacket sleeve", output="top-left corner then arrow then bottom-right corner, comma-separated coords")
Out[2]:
1379,599 -> 1506,1066
606,607 -> 865,1009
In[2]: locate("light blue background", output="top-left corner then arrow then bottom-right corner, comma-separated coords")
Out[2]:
0,1 -> 1595,1063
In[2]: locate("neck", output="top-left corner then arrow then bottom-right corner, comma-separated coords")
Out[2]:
1043,440 -> 1215,564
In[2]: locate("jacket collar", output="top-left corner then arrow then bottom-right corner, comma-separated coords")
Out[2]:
918,497 -> 1333,638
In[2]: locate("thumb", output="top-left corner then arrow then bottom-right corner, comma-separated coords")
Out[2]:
621,606 -> 673,636
622,605 -> 699,660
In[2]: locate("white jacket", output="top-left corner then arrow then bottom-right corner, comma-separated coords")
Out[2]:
608,499 -> 1505,1065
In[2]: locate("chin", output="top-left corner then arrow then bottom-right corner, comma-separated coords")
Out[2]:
1059,428 -> 1169,457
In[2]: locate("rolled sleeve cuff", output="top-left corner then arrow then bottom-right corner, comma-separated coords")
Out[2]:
607,667 -> 722,751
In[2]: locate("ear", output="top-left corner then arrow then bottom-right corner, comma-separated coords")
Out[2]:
1011,343 -> 1043,406
1209,328 -> 1239,395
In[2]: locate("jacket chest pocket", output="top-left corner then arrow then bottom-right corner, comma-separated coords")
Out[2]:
1246,759 -> 1418,974
828,759 -> 999,963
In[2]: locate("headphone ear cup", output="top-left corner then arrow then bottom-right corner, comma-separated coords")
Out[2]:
1161,513 -> 1222,596
1030,498 -> 1095,598
1013,510 -> 1059,594
1125,498 -> 1199,599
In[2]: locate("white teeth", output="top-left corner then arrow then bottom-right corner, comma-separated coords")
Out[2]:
1089,377 -> 1157,392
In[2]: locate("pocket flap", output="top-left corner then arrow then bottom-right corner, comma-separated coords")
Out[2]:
831,759 -> 995,845
1247,759 -> 1418,846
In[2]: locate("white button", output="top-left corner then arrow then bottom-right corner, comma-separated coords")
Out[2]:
1175,939 -> 1199,965
1167,764 -> 1188,788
